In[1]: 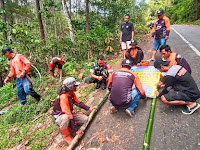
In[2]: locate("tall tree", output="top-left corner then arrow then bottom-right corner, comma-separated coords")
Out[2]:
85,0 -> 90,33
0,0 -> 7,40
62,0 -> 74,43
35,0 -> 46,45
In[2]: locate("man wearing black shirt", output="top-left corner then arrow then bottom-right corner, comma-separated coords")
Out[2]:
120,14 -> 134,59
154,58 -> 200,115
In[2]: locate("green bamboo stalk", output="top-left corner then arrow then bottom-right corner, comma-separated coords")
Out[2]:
143,98 -> 157,150
67,90 -> 110,150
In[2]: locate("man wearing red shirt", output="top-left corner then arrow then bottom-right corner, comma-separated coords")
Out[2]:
2,47 -> 41,105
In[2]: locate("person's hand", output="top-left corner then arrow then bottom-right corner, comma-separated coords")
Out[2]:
120,39 -> 122,43
165,36 -> 169,40
137,63 -> 141,66
19,70 -> 26,78
76,129 -> 84,138
98,76 -> 103,81
155,91 -> 160,97
89,106 -> 97,111
4,76 -> 10,84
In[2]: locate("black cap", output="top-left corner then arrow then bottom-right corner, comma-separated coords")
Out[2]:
121,59 -> 133,68
154,57 -> 170,69
2,47 -> 13,55
157,9 -> 164,16
130,40 -> 137,46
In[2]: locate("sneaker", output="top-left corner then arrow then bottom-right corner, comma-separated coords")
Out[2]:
125,109 -> 135,117
110,106 -> 118,113
182,103 -> 200,115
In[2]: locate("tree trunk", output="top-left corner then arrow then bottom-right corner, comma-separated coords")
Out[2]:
53,9 -> 58,41
85,0 -> 90,33
35,0 -> 46,45
62,0 -> 74,43
0,0 -> 7,40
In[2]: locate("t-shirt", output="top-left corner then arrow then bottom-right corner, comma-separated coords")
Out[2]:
107,67 -> 146,107
121,22 -> 134,42
159,65 -> 200,100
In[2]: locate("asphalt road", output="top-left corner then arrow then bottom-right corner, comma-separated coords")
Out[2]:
78,25 -> 200,150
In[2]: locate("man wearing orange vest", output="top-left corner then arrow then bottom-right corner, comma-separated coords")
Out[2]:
125,40 -> 144,66
2,47 -> 41,105
160,45 -> 191,74
49,56 -> 63,81
51,77 -> 96,144
151,9 -> 170,61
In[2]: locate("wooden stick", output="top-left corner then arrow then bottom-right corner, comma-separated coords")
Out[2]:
67,90 -> 110,150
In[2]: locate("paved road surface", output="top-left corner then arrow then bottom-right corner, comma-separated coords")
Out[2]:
78,25 -> 200,150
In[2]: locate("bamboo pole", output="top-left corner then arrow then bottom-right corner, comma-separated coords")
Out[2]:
143,98 -> 157,150
67,90 -> 110,150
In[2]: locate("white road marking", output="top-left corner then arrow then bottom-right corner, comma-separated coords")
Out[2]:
171,27 -> 200,57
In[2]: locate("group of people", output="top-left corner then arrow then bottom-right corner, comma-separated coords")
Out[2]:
1,9 -> 200,146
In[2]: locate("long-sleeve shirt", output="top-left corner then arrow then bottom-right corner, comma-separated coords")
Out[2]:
8,54 -> 31,78
107,67 -> 146,107
51,92 -> 90,119
152,16 -> 170,39
158,65 -> 200,99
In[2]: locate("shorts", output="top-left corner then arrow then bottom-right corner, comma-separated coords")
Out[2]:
121,41 -> 131,50
153,38 -> 166,50
164,91 -> 196,102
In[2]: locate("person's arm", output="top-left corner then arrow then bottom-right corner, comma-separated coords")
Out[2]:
158,76 -> 175,97
133,73 -> 146,99
120,31 -> 122,43
131,23 -> 134,40
152,21 -> 157,38
59,69 -> 63,81
90,72 -> 102,81
107,73 -> 113,91
4,61 -> 16,84
165,17 -> 170,40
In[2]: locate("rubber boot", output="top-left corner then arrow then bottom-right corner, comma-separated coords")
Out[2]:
101,79 -> 107,90
60,128 -> 74,145
96,80 -> 102,89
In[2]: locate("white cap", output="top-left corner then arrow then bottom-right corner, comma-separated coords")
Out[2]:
63,77 -> 80,89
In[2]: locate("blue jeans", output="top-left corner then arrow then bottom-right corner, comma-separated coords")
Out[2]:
110,86 -> 141,111
153,38 -> 166,50
16,76 -> 41,105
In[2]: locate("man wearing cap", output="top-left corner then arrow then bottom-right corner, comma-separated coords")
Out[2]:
120,14 -> 135,59
159,44 -> 191,74
154,58 -> 200,115
107,59 -> 147,117
2,47 -> 41,105
49,56 -> 63,81
125,40 -> 144,66
84,55 -> 112,90
51,77 -> 96,144
151,9 -> 170,61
